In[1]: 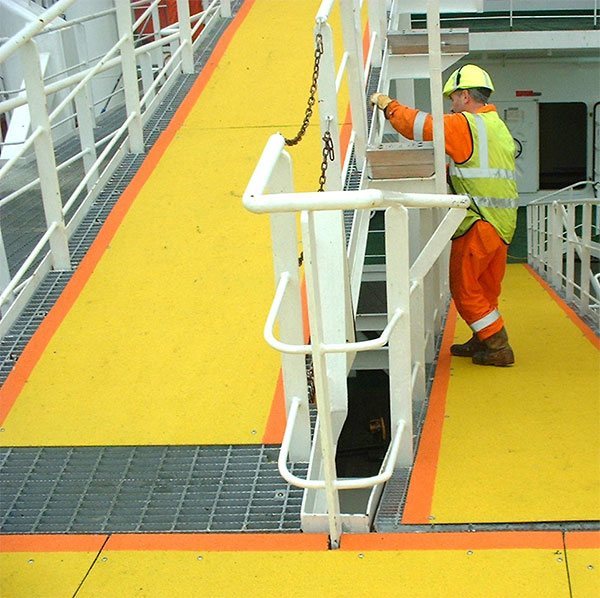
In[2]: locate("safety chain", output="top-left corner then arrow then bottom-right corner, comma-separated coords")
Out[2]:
318,130 -> 335,192
284,33 -> 323,147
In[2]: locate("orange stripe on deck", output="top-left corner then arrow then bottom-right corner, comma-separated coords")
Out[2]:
0,535 -> 108,553
0,0 -> 257,424
105,533 -> 328,552
401,304 -> 458,524
341,531 -> 564,551
524,264 -> 600,349
565,531 -> 600,549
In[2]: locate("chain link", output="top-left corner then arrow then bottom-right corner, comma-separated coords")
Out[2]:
318,130 -> 334,192
284,33 -> 323,147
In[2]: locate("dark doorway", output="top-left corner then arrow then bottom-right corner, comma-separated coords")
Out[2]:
539,102 -> 587,189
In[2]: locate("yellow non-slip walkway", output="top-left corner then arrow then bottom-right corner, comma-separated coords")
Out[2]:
1,532 -> 598,597
404,264 -> 600,525
0,0 -> 352,447
1,1 -> 599,596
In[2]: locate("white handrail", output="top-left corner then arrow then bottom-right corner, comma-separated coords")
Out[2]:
530,180 -> 599,205
278,396 -> 406,491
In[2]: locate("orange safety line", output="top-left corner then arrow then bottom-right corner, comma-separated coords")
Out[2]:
105,532 -> 328,552
524,264 -> 600,349
341,531 -> 564,551
565,531 -> 600,549
0,534 -> 108,553
401,304 -> 458,524
0,0 -> 257,424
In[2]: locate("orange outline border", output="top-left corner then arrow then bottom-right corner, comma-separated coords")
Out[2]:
1,531 -> 575,553
0,0 -> 257,424
565,531 -> 600,549
0,535 -> 107,553
401,304 -> 457,524
341,531 -> 563,551
524,264 -> 600,349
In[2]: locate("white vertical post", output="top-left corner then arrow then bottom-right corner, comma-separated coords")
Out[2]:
139,51 -> 156,103
115,0 -> 144,153
268,152 -> 311,462
302,211 -> 343,549
409,279 -> 426,403
316,22 -> 342,190
550,202 -> 563,288
426,0 -> 447,342
385,206 -> 413,465
21,40 -> 71,271
176,0 -> 194,74
0,227 -> 11,316
565,205 -> 575,301
581,203 -> 591,310
62,26 -> 98,193
367,0 -> 386,67
220,0 -> 232,18
339,0 -> 368,170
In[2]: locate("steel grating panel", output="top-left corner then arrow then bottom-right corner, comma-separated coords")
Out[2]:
0,446 -> 307,534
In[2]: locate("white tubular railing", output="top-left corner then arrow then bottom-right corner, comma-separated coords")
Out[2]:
243,132 -> 468,549
527,180 -> 600,322
0,0 -> 231,336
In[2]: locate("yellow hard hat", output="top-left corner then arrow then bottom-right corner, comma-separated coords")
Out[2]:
443,64 -> 495,97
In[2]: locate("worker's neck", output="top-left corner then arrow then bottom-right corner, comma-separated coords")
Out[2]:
464,101 -> 487,114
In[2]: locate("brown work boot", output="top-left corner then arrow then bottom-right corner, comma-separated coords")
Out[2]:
472,327 -> 515,367
450,335 -> 485,357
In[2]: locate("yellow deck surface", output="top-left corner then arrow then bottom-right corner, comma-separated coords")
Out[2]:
0,0 -> 352,446
406,264 -> 600,524
4,532 -> 596,598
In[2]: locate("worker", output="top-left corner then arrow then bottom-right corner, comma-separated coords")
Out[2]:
370,64 -> 518,366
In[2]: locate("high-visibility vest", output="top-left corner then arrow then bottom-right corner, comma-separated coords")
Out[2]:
449,111 -> 519,243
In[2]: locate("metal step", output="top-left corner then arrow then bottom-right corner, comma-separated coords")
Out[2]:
388,28 -> 469,55
366,141 -> 435,179
395,0 -> 483,13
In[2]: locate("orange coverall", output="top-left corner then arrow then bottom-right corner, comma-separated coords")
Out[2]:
385,101 -> 509,340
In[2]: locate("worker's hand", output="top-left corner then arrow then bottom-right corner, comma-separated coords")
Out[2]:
370,92 -> 392,111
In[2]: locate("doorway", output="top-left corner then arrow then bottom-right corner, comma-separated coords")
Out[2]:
539,102 -> 587,189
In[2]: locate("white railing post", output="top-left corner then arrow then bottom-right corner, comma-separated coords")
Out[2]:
315,22 -> 343,190
409,279 -> 426,404
550,201 -> 563,289
367,0 -> 386,68
339,0 -> 368,170
220,0 -> 232,18
0,228 -> 11,316
302,210 -> 343,549
269,154 -> 312,462
581,203 -> 592,311
565,204 -> 575,302
385,205 -> 413,465
176,0 -> 194,74
61,26 -> 98,192
20,39 -> 71,271
115,0 -> 144,153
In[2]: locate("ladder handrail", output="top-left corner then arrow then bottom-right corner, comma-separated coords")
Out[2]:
278,396 -> 407,491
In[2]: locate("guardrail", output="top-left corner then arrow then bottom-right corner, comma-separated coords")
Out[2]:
243,131 -> 468,549
0,0 -> 230,328
527,180 -> 600,323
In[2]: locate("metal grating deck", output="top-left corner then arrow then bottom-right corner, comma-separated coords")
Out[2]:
0,446 -> 306,534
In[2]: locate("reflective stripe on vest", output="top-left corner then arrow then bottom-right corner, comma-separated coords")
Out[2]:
450,111 -> 518,243
413,110 -> 427,141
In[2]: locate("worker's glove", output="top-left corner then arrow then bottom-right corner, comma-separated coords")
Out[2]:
370,92 -> 392,111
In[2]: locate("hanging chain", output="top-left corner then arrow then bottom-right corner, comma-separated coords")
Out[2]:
318,130 -> 334,192
283,33 -> 335,402
284,33 -> 323,147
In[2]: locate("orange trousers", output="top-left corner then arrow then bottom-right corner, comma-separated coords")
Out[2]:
449,220 -> 508,341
